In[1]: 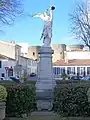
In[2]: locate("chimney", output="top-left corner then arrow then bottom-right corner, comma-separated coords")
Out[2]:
64,51 -> 68,63
65,57 -> 68,63
10,41 -> 15,44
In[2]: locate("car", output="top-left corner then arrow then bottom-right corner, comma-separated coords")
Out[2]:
0,77 -> 12,81
81,76 -> 90,80
30,73 -> 36,77
70,75 -> 83,80
9,76 -> 21,83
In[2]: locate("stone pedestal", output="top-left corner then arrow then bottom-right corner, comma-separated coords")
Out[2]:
36,47 -> 56,111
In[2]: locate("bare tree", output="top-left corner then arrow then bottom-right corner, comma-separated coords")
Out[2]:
70,1 -> 90,50
0,0 -> 23,25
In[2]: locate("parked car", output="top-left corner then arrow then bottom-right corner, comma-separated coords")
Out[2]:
81,76 -> 90,80
0,77 -> 6,80
0,77 -> 12,81
9,76 -> 21,83
70,75 -> 83,80
30,73 -> 36,77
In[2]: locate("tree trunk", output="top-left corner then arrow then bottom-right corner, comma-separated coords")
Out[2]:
88,46 -> 90,50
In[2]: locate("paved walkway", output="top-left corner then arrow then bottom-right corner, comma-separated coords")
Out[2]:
31,111 -> 58,116
30,111 -> 60,120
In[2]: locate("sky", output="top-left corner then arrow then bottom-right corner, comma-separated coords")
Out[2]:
0,0 -> 83,46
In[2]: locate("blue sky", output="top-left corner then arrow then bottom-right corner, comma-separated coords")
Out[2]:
0,0 -> 82,46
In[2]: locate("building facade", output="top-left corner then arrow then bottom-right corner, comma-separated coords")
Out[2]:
0,41 -> 38,78
65,51 -> 90,60
18,43 -> 29,57
19,56 -> 37,77
51,44 -> 66,62
28,46 -> 40,60
0,54 -> 16,78
53,59 -> 90,76
0,41 -> 21,64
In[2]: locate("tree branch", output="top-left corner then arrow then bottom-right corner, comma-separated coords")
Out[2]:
70,1 -> 90,49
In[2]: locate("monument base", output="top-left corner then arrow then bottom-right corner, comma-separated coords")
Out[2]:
36,46 -> 56,111
37,100 -> 53,111
36,88 -> 54,111
36,80 -> 56,91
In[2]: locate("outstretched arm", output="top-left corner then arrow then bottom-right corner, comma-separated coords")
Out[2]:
32,13 -> 41,17
32,13 -> 45,20
49,5 -> 54,21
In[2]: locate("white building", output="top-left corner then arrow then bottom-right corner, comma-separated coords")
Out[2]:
0,41 -> 37,78
66,51 -> 90,60
18,43 -> 29,57
27,58 -> 37,74
0,41 -> 21,63
19,56 -> 37,77
0,54 -> 16,78
53,59 -> 90,76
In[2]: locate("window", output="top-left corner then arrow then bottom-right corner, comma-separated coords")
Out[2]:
87,67 -> 90,75
8,67 -> 13,76
53,67 -> 57,74
0,61 -> 2,68
67,67 -> 71,74
57,67 -> 60,74
33,52 -> 35,56
53,67 -> 64,75
1,73 -> 4,77
80,67 -> 85,76
61,67 -> 65,74
77,67 -> 80,75
54,67 -> 57,74
71,67 -> 75,74
21,53 -> 24,56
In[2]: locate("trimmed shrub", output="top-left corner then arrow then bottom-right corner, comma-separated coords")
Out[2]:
0,85 -> 7,102
61,73 -> 68,80
53,84 -> 90,117
5,84 -> 36,117
0,80 -> 16,85
24,80 -> 36,85
56,79 -> 86,84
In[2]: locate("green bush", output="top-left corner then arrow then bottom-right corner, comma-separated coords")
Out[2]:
0,80 -> 16,85
21,76 -> 27,82
53,84 -> 90,117
24,80 -> 36,85
0,85 -> 7,102
56,80 -> 90,87
61,73 -> 68,80
5,84 -> 36,117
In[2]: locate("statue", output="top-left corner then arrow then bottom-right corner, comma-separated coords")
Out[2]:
32,5 -> 55,47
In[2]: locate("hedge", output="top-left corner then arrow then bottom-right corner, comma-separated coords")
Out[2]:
24,80 -> 36,85
5,84 -> 36,117
56,80 -> 90,85
0,80 -> 36,85
53,83 -> 90,117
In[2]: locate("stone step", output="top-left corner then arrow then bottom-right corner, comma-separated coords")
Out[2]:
31,111 -> 58,116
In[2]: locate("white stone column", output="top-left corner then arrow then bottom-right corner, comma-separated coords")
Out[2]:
75,66 -> 77,75
36,46 -> 56,111
65,67 -> 67,74
36,46 -> 56,91
85,67 -> 87,76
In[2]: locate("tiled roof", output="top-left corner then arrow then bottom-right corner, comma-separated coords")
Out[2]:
54,59 -> 90,66
0,54 -> 15,61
